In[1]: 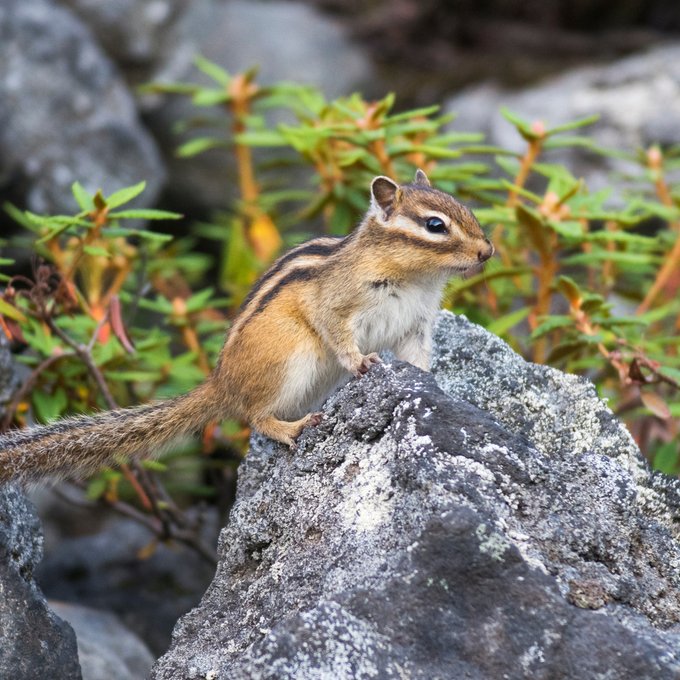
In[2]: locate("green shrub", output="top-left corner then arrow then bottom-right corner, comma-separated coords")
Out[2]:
2,58 -> 678,558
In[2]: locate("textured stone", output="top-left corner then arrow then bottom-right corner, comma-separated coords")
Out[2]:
152,311 -> 680,679
0,485 -> 81,679
0,0 -> 165,214
0,331 -> 81,678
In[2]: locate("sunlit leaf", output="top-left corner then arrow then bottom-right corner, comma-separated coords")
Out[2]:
193,55 -> 231,85
106,181 -> 147,209
487,307 -> 530,335
71,182 -> 94,211
0,299 -> 27,322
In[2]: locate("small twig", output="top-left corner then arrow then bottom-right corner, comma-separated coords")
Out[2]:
86,311 -> 110,352
43,313 -> 118,409
56,483 -> 218,565
637,147 -> 680,314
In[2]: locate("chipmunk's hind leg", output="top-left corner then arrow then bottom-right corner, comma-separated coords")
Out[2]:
254,412 -> 323,448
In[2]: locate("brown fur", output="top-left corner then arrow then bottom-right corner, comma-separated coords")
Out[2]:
0,171 -> 492,483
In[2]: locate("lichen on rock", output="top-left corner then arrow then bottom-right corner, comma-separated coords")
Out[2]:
153,311 -> 680,679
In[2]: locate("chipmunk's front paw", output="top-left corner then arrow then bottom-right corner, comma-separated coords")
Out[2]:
343,352 -> 381,378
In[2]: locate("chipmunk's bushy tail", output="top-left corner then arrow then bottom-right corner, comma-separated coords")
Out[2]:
0,381 -> 222,483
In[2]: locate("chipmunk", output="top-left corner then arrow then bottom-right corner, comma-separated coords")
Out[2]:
0,170 -> 493,482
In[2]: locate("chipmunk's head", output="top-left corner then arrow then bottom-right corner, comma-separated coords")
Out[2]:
367,169 -> 493,275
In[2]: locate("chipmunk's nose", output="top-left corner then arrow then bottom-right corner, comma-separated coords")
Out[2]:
478,239 -> 494,262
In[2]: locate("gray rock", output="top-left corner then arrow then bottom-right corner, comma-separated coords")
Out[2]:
0,0 -> 165,214
142,0 -> 373,211
0,331 -> 81,678
60,0 -> 189,82
50,601 -> 155,680
0,328 -> 19,414
152,311 -> 680,679
36,504 -> 219,655
446,44 -> 680,197
0,484 -> 81,678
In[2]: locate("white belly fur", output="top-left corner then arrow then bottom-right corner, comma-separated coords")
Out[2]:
353,278 -> 443,354
273,278 -> 444,420
274,350 -> 347,420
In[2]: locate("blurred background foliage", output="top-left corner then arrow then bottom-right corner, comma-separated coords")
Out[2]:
1,56 -> 680,552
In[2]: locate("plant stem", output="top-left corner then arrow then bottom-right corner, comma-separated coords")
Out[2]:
638,149 -> 680,313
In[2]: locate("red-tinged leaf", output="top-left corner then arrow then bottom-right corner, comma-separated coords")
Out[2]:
640,391 -> 671,420
628,359 -> 647,384
0,317 -> 25,344
109,296 -> 135,353
556,276 -> 582,307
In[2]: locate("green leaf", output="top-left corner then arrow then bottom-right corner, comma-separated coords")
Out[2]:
563,252 -> 659,266
446,265 -> 531,296
556,276 -> 582,305
545,115 -> 600,136
185,287 -> 216,313
548,220 -> 585,239
71,182 -> 94,211
106,181 -> 147,209
5,202 -> 43,231
0,298 -> 27,322
516,204 -> 549,256
193,55 -> 230,85
83,245 -> 110,257
22,319 -> 61,356
652,442 -> 679,475
108,209 -> 182,221
103,227 -> 174,242
176,137 -> 229,158
500,107 -> 541,141
487,307 -> 530,336
86,476 -> 108,500
192,89 -> 229,106
140,459 -> 168,472
137,81 -> 198,96
104,370 -> 163,382
546,341 -> 587,363
32,387 -> 68,424
385,104 -> 440,123
137,297 -> 175,314
531,315 -> 575,339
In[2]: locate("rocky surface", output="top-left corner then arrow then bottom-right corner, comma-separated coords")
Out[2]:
152,311 -> 680,679
0,333 -> 82,679
446,44 -> 680,196
0,0 -> 165,214
50,601 -> 155,680
60,0 -> 188,83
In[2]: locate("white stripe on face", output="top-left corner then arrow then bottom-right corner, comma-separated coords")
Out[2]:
391,210 -> 465,242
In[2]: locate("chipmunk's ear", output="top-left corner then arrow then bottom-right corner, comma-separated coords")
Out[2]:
414,169 -> 431,186
370,176 -> 401,219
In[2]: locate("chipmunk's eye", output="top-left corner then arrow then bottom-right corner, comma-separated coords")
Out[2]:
425,216 -> 447,234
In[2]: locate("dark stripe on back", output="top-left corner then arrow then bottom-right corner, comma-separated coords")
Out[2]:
252,267 -> 319,317
238,237 -> 345,312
